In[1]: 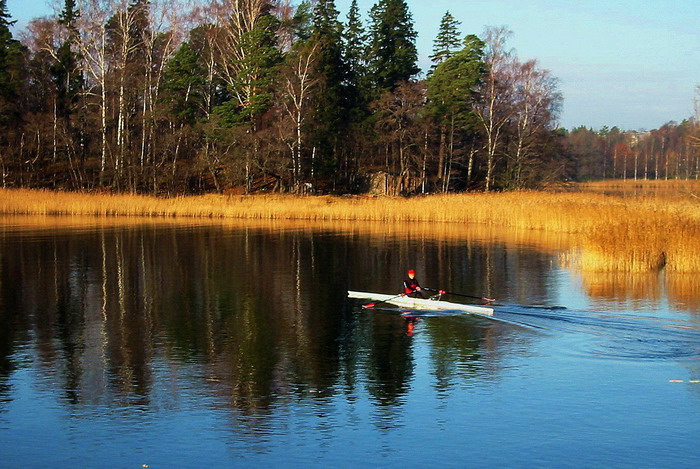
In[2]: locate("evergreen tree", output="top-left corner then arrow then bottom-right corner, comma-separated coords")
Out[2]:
58,0 -> 79,26
344,0 -> 366,85
367,0 -> 418,93
291,0 -> 314,42
429,11 -> 461,72
311,0 -> 347,102
215,8 -> 282,126
162,39 -> 207,123
0,0 -> 26,124
343,0 -> 370,115
427,34 -> 486,123
125,0 -> 150,77
52,0 -> 83,118
426,34 -> 487,189
305,0 -> 348,183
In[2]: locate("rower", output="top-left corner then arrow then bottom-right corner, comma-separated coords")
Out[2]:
403,269 -> 425,298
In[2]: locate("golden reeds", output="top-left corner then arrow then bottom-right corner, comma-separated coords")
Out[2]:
579,220 -> 668,272
0,188 -> 640,229
2,185 -> 700,272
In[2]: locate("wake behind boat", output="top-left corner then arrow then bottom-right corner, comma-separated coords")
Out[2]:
348,291 -> 494,316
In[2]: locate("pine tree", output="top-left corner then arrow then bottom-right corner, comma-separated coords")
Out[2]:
367,0 -> 418,93
291,0 -> 314,42
126,0 -> 150,76
52,0 -> 83,117
305,0 -> 348,183
429,11 -> 461,72
311,0 -> 347,101
0,0 -> 26,124
58,0 -> 79,26
426,34 -> 487,190
215,8 -> 282,126
344,0 -> 366,85
427,34 -> 486,122
343,0 -> 371,114
162,40 -> 207,123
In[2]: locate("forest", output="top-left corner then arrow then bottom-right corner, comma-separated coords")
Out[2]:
0,0 -> 698,195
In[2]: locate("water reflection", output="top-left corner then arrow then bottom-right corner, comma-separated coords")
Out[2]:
666,274 -> 700,314
577,269 -> 700,315
1,216 -> 697,424
578,271 -> 662,309
0,219 -> 561,418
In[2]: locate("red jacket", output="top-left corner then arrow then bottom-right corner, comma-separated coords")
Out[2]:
403,276 -> 421,294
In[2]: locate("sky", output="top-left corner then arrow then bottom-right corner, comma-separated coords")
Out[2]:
7,0 -> 700,131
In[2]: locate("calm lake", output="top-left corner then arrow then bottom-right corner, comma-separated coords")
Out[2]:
1,216 -> 699,468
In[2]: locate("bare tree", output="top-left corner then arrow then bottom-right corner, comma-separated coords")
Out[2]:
689,85 -> 700,152
110,1 -> 144,186
372,81 -> 426,193
138,0 -> 189,171
474,26 -> 517,192
281,40 -> 318,190
76,0 -> 111,182
23,19 -> 62,176
506,59 -> 562,188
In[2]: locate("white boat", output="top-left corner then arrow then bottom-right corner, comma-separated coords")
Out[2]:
348,291 -> 494,316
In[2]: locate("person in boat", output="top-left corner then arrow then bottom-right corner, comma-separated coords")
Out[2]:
403,269 -> 425,298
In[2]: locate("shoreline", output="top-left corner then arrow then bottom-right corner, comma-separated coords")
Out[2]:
2,185 -> 700,272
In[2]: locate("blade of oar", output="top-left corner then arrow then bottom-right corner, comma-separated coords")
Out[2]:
424,287 -> 495,303
362,293 -> 405,309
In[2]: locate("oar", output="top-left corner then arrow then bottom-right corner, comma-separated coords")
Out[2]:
424,287 -> 495,303
362,293 -> 405,309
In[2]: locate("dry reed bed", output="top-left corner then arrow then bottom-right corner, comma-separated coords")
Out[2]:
0,188 -> 631,228
2,187 -> 700,272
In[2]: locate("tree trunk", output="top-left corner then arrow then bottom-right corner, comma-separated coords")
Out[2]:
437,124 -> 446,185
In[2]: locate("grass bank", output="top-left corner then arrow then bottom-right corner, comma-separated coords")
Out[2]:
1,186 -> 700,272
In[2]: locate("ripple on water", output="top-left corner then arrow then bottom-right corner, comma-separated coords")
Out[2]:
493,305 -> 700,361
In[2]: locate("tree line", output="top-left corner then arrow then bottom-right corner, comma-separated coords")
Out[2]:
0,0 -> 695,195
569,120 -> 700,182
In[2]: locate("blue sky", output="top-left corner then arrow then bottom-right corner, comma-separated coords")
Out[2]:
8,0 -> 700,130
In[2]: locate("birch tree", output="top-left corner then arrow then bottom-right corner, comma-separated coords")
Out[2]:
690,85 -> 700,151
474,26 -> 516,192
208,0 -> 281,191
281,40 -> 318,189
75,0 -> 111,183
505,59 -> 562,188
136,0 -> 189,177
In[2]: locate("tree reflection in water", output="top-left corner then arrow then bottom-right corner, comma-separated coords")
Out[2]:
0,219 -> 567,423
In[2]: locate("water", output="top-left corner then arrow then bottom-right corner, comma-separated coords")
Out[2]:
1,218 -> 699,468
